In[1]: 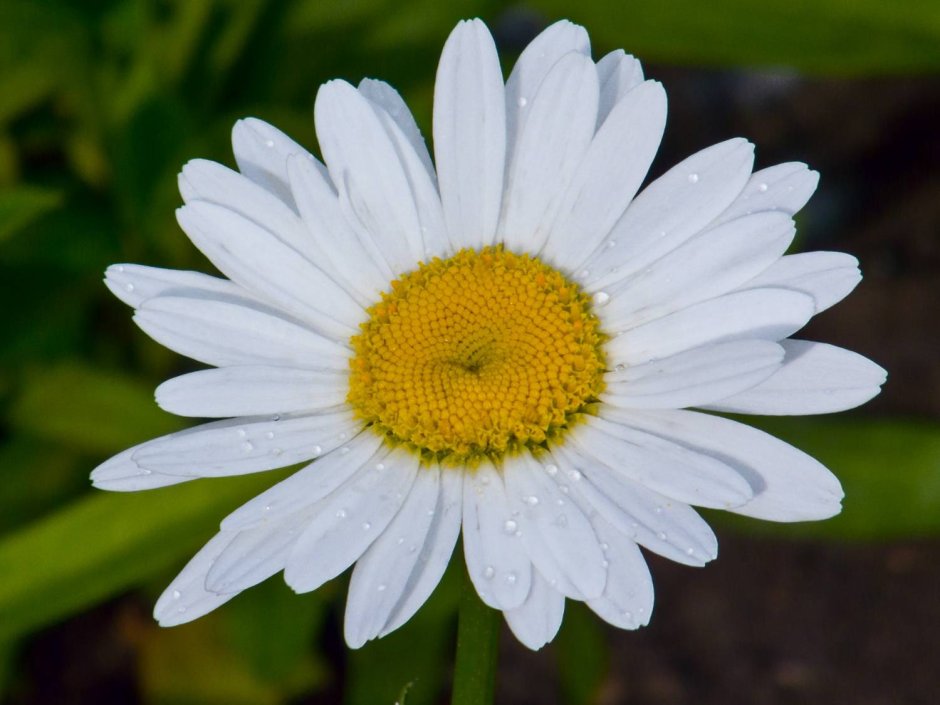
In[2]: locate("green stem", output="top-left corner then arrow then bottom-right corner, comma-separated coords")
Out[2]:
451,561 -> 500,705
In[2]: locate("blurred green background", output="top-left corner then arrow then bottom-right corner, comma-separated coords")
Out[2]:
1,0 -> 938,703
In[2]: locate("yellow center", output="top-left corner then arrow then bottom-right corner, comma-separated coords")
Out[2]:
347,246 -> 606,464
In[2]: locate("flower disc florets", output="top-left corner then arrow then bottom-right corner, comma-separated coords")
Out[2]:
348,246 -> 607,463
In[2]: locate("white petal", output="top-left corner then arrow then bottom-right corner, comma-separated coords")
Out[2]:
599,211 -> 796,330
741,251 -> 861,313
619,409 -> 844,521
176,201 -> 362,338
585,516 -> 654,629
380,468 -> 463,636
595,50 -> 644,128
366,89 -> 449,260
134,294 -> 350,370
505,20 -> 590,151
154,533 -> 238,626
205,515 -> 305,594
712,162 -> 819,227
553,444 -> 718,566
284,448 -> 419,593
133,411 -> 359,478
503,571 -> 565,651
580,139 -> 755,284
433,19 -> 506,249
359,78 -> 436,182
287,152 -> 389,303
231,117 -> 319,207
155,366 -> 346,417
315,80 -> 424,272
104,264 -> 244,309
570,414 -> 754,509
502,452 -> 607,600
179,159 -> 318,261
703,339 -> 886,415
220,431 -> 383,530
499,52 -> 599,253
541,81 -> 666,267
602,340 -> 784,410
607,288 -> 816,367
90,446 -> 194,491
461,463 -> 533,610
345,466 -> 449,647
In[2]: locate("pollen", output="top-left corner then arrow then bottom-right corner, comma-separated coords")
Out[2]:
347,246 -> 607,464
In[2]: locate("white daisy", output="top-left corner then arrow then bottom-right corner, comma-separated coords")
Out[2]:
92,18 -> 886,650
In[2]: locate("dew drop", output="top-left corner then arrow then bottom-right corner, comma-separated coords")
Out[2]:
340,446 -> 350,455
377,583 -> 387,592
758,182 -> 769,192
236,428 -> 247,438
396,536 -> 405,545
177,606 -> 187,614
172,590 -> 181,600
271,447 -> 282,456
335,509 -> 347,519
602,559 -> 609,568
657,531 -> 668,540
125,283 -> 135,292
483,565 -> 495,579
265,431 -> 275,440
592,291 -> 610,307
115,265 -> 125,273
362,522 -> 372,531
503,519 -> 518,534
614,363 -> 626,372
686,547 -> 696,556
654,505 -> 664,514
559,484 -> 569,494
264,139 -> 275,148
544,464 -> 558,476
517,96 -> 528,108
623,610 -> 633,621
263,504 -> 271,512
338,432 -> 348,441
555,498 -> 565,507
241,441 -> 254,452
687,172 -> 700,183
375,463 -> 385,471
600,542 -> 609,551
271,414 -> 281,421
523,495 -> 540,506
140,468 -> 152,475
505,572 -> 517,585
579,269 -> 590,278
312,445 -> 322,456
568,469 -> 582,482
408,544 -> 417,554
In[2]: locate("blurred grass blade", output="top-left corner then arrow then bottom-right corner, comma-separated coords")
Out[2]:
555,603 -> 608,705
0,472 -> 276,643
529,0 -> 940,74
0,187 -> 63,243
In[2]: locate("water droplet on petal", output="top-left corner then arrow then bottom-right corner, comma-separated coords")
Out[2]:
265,431 -> 275,440
600,542 -> 609,551
140,468 -> 152,475
654,505 -> 664,514
657,531 -> 668,540
483,565 -> 495,579
362,522 -> 372,531
688,172 -> 699,183
125,283 -> 134,292
614,363 -> 626,372
172,590 -> 181,600
505,572 -> 517,585
568,469 -> 582,482
758,182 -> 769,192
338,432 -> 347,441
312,445 -> 322,456
377,583 -> 387,592
375,463 -> 385,471
264,139 -> 275,148
236,429 -> 247,438
271,447 -> 282,456
177,606 -> 187,614
544,464 -> 558,476
523,495 -> 540,506
602,559 -> 609,568
592,291 -> 610,307
340,446 -> 350,455
241,441 -> 254,452
503,519 -> 518,534
517,96 -> 528,108
686,547 -> 695,556
335,509 -> 347,519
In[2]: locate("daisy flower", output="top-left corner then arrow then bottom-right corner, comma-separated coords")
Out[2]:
92,18 -> 886,650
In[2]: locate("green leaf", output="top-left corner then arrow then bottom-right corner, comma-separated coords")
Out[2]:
717,417 -> 940,539
0,471 -> 280,643
9,363 -> 183,454
0,187 -> 62,243
555,602 -> 608,705
528,0 -> 940,74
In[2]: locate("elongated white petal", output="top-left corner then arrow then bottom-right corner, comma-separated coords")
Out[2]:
595,50 -> 644,127
503,453 -> 607,600
541,80 -> 666,266
602,340 -> 784,410
205,518 -> 302,594
703,340 -> 886,415
155,366 -> 346,417
345,466 -> 443,647
505,20 -> 590,150
176,201 -> 361,338
712,162 -> 819,226
742,251 -> 861,313
104,264 -> 245,309
620,409 -> 844,521
284,449 -> 418,593
570,415 -> 754,509
154,533 -> 238,626
462,463 -> 532,610
599,211 -> 796,330
553,444 -> 718,566
503,571 -> 565,650
580,139 -> 755,282
179,159 -> 318,261
607,288 -> 815,367
433,19 -> 506,249
133,411 -> 359,478
220,431 -> 383,530
90,446 -> 194,491
287,152 -> 389,303
359,78 -> 436,182
134,294 -> 349,370
499,52 -> 599,253
315,80 -> 424,272
231,117 -> 319,207
585,516 -> 654,629
379,468 -> 463,636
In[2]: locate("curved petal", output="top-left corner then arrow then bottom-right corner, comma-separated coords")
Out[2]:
90,446 -> 194,491
231,117 -> 318,208
503,571 -> 565,650
359,78 -> 436,182
703,339 -> 886,415
595,50 -> 644,128
618,409 -> 844,521
153,533 -> 238,626
462,462 -> 533,610
585,516 -> 654,629
104,264 -> 245,309
712,162 -> 819,227
433,19 -> 506,250
205,516 -> 305,594
740,251 -> 861,313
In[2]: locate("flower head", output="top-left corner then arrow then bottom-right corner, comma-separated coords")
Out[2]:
93,18 -> 886,649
